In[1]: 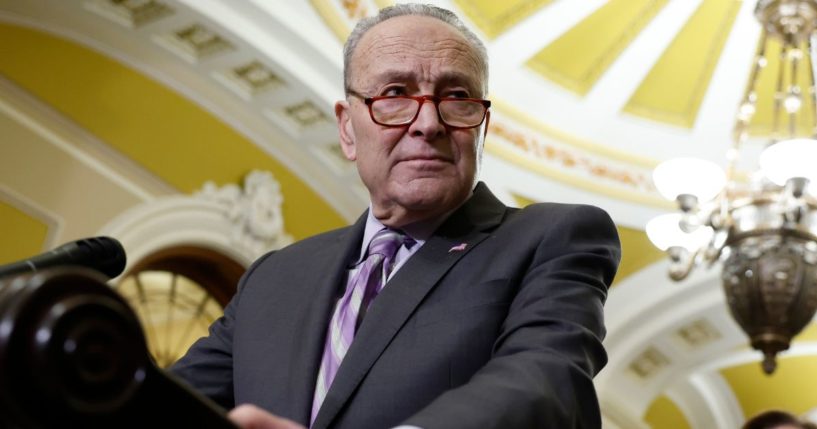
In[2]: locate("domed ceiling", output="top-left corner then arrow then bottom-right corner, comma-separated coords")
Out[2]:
1,0 -> 816,428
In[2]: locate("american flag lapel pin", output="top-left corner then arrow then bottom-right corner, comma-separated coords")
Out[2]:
448,242 -> 468,253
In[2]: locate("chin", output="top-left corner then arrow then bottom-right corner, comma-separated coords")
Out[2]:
391,184 -> 466,213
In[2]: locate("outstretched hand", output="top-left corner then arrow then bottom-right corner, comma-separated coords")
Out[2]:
228,404 -> 307,429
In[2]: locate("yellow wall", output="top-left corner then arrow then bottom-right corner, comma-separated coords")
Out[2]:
0,199 -> 49,264
721,355 -> 817,419
644,395 -> 693,429
0,23 -> 346,244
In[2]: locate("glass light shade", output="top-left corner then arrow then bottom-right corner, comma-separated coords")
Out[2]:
646,213 -> 714,251
653,158 -> 726,202
759,138 -> 817,185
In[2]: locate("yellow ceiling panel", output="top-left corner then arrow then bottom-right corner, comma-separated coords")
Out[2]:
0,200 -> 49,265
721,355 -> 817,419
526,0 -> 670,96
614,224 -> 666,285
454,0 -> 554,39
0,23 -> 345,240
624,0 -> 742,128
511,193 -> 665,287
643,394 -> 693,429
794,323 -> 817,343
746,37 -> 816,137
510,193 -> 535,208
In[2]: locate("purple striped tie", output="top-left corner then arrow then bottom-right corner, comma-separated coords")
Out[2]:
310,228 -> 406,424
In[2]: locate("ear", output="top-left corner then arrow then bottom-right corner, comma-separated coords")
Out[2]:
336,100 -> 357,161
483,110 -> 491,139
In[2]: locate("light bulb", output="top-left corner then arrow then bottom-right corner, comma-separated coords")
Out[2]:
759,138 -> 817,185
653,158 -> 726,202
738,102 -> 756,120
646,213 -> 713,251
784,93 -> 802,113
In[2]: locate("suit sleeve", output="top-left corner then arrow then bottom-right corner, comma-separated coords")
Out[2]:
402,204 -> 621,429
168,252 -> 274,410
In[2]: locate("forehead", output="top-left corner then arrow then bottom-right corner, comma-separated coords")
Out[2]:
350,15 -> 485,90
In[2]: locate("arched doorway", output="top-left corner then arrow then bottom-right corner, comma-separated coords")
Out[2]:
115,245 -> 244,367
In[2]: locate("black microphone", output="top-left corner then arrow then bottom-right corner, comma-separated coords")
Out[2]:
0,236 -> 126,279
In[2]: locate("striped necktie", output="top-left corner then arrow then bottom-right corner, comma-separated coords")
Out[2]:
310,228 -> 406,424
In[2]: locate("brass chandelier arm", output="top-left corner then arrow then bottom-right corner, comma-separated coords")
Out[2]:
732,31 -> 767,148
808,35 -> 817,136
668,246 -> 701,281
772,38 -> 788,141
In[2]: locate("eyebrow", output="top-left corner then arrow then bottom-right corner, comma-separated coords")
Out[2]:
369,70 -> 482,93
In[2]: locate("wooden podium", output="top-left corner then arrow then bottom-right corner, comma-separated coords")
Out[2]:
0,268 -> 238,429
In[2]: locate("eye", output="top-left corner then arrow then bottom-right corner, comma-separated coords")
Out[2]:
381,86 -> 407,96
444,89 -> 471,99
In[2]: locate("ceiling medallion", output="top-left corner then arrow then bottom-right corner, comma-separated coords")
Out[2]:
647,0 -> 817,374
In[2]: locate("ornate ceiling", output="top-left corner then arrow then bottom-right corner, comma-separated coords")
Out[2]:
1,0 -> 816,428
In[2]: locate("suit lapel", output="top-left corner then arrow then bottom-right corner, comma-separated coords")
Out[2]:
283,214 -> 367,425
311,183 -> 507,429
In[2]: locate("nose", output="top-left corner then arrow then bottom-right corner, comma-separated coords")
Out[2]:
408,98 -> 446,139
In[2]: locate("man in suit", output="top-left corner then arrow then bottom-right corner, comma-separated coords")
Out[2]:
172,4 -> 620,429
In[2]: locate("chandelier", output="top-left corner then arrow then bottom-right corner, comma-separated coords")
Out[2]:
646,0 -> 817,374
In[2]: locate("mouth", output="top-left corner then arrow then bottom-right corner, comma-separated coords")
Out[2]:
401,154 -> 453,162
399,157 -> 452,168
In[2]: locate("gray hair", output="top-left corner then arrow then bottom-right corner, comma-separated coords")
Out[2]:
343,3 -> 489,95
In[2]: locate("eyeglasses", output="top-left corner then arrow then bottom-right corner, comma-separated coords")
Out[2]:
348,91 -> 491,129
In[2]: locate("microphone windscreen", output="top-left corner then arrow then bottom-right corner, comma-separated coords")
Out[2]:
70,236 -> 127,278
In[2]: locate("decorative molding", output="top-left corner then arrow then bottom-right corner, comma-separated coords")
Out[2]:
264,101 -> 333,139
154,22 -> 235,63
84,0 -> 174,29
629,346 -> 671,379
339,0 -> 370,21
213,60 -> 283,99
490,119 -> 655,192
196,170 -> 293,258
675,319 -> 722,349
284,100 -> 330,127
486,116 -> 672,208
671,372 -> 744,429
600,395 -> 651,429
308,0 -> 366,40
99,170 -> 292,274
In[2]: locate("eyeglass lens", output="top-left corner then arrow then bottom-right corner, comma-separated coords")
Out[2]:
371,98 -> 486,128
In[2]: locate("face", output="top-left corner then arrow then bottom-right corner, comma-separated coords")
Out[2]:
336,15 -> 489,227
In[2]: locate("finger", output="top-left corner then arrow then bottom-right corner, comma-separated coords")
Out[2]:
228,404 -> 306,429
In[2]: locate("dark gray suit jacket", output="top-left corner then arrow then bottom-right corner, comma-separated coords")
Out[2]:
172,183 -> 620,429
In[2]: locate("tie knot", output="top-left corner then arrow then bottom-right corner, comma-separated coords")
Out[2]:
367,228 -> 405,259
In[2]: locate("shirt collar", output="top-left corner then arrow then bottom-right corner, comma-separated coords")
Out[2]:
354,200 -> 462,265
